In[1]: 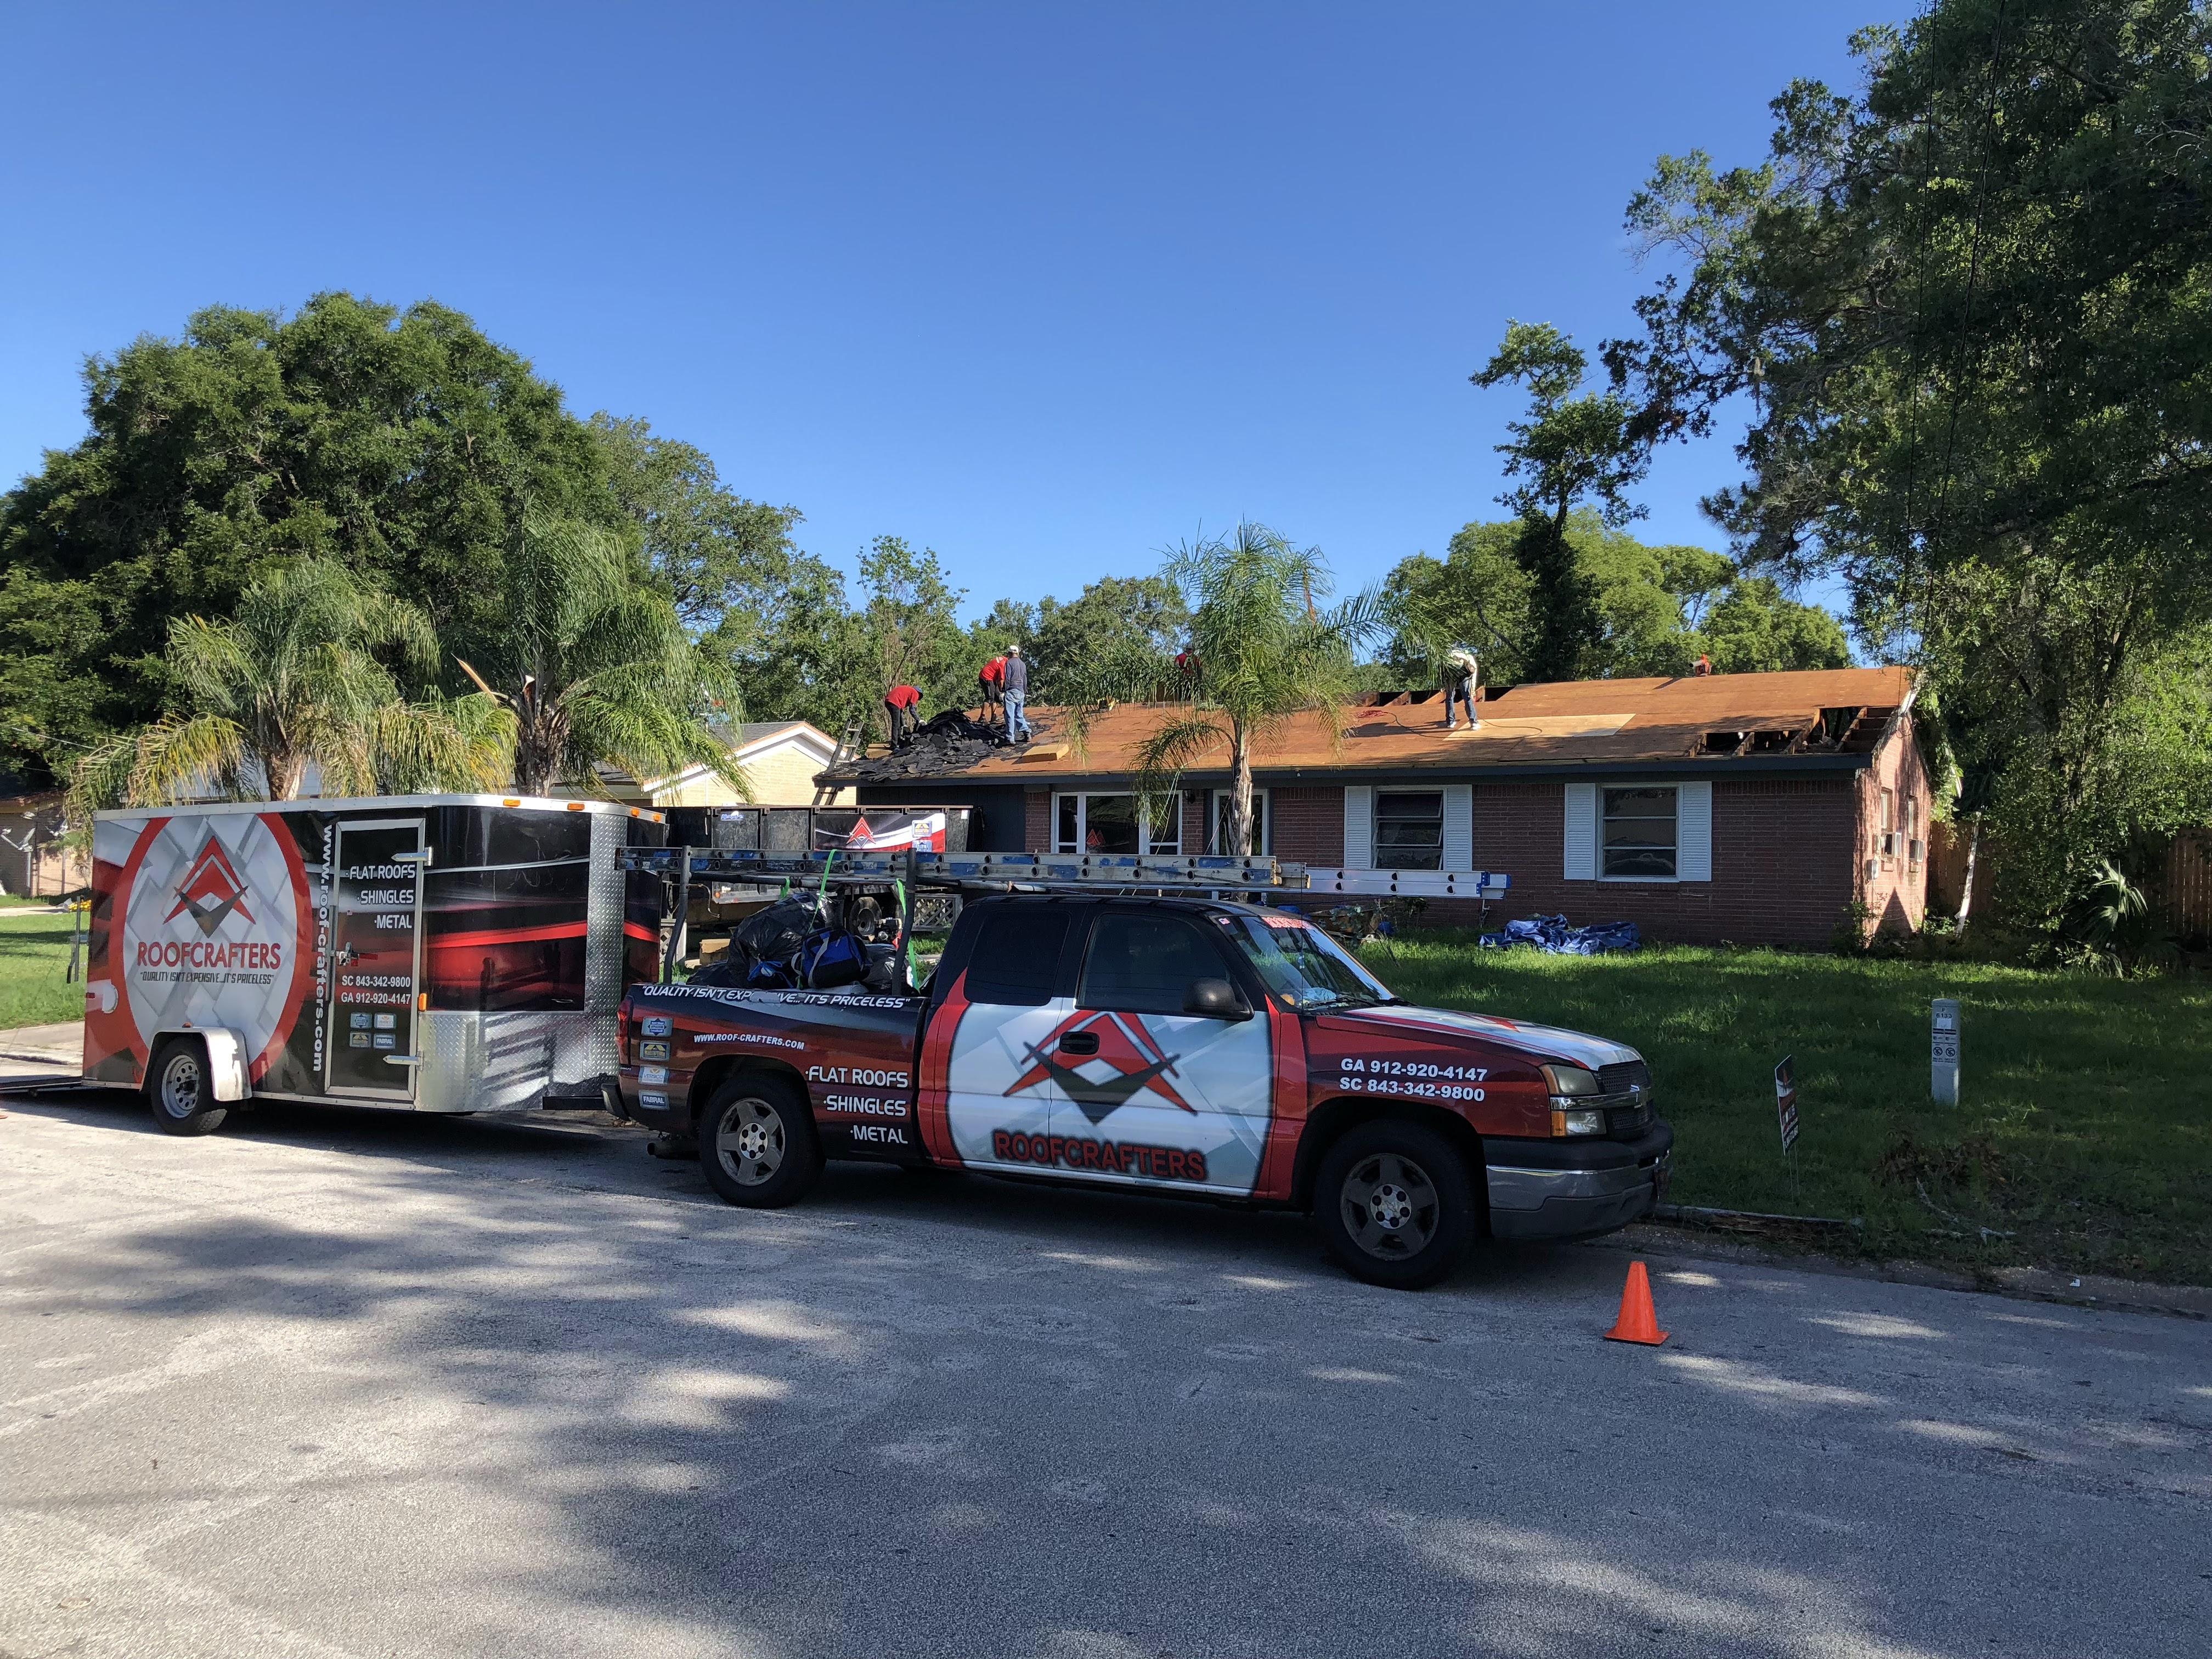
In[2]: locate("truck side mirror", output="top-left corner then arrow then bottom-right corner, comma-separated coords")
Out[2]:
1184,978 -> 1251,1020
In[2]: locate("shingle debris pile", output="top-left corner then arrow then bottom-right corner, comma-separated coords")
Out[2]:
1480,914 -> 1642,955
837,710 -> 1020,782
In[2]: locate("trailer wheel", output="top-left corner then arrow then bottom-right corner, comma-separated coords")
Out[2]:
1313,1120 -> 1475,1290
699,1075 -> 821,1208
146,1038 -> 229,1137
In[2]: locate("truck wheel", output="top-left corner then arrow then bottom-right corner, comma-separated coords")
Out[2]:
699,1075 -> 821,1209
146,1038 -> 229,1137
1314,1120 -> 1475,1290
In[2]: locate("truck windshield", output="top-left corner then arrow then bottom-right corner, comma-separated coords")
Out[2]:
1216,911 -> 1397,1011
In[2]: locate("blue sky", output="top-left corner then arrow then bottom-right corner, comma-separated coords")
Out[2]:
0,2 -> 1898,620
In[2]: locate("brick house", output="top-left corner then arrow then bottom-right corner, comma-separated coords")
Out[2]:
821,667 -> 1931,947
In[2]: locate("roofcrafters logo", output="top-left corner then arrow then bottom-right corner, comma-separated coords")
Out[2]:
165,836 -> 256,936
131,830 -> 287,975
1007,1010 -> 1192,1125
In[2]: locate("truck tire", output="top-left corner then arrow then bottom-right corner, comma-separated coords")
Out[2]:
1314,1120 -> 1476,1290
699,1074 -> 821,1209
146,1038 -> 229,1137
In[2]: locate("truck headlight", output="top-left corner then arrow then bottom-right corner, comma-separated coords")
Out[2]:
1541,1063 -> 1599,1099
1550,1107 -> 1607,1137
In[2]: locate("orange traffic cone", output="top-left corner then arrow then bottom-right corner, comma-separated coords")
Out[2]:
1604,1261 -> 1668,1345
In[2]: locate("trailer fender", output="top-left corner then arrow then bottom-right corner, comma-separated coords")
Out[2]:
157,1028 -> 252,1101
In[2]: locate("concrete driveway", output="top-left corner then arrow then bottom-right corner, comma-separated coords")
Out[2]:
2,1086 -> 2207,1659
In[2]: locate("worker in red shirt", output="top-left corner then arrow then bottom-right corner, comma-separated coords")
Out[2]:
884,682 -> 921,748
1693,653 -> 1713,677
978,653 -> 1007,729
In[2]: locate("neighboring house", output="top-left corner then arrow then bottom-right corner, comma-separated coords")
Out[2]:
0,792 -> 87,897
599,720 -> 851,809
816,667 -> 1931,948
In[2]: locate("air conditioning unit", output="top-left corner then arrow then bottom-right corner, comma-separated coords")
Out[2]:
1864,857 -> 1881,882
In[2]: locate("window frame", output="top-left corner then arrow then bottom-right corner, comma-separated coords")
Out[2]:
1053,792 -> 1180,856
1207,788 -> 1269,856
1372,790 -> 1445,872
1599,784 -> 1680,883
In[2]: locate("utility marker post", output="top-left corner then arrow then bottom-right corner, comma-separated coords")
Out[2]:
1931,998 -> 1961,1105
1775,1054 -> 1801,1200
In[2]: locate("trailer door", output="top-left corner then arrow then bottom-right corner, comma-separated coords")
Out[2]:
325,817 -> 428,1101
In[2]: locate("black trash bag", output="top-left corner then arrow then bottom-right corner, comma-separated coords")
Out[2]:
733,896 -> 817,973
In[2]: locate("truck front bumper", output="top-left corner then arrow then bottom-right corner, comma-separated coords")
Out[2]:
1483,1121 -> 1673,1241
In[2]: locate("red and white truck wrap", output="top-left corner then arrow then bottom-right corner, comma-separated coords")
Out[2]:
618,892 -> 1671,1288
86,796 -> 664,1132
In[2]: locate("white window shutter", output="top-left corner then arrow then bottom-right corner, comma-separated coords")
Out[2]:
1563,782 -> 1596,880
1677,781 -> 1712,882
1344,786 -> 1373,868
1442,785 -> 1472,871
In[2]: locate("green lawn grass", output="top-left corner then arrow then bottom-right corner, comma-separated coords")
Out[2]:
0,909 -> 89,1030
1359,932 -> 2212,1285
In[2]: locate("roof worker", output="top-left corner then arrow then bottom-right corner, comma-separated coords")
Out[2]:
1001,644 -> 1032,742
1442,645 -> 1481,730
978,651 -> 1007,728
1693,653 -> 1713,676
883,682 -> 921,749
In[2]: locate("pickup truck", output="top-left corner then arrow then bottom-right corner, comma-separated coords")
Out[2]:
614,893 -> 1672,1289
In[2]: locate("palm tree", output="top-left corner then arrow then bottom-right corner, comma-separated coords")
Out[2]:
67,560 -> 511,816
1073,524 -> 1388,856
456,512 -> 749,798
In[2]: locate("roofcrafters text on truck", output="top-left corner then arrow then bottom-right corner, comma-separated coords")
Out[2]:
618,891 -> 1671,1289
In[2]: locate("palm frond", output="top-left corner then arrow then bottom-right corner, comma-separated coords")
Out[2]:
1128,713 -> 1230,826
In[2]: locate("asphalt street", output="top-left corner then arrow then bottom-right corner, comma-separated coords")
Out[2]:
2,1085 -> 2208,1659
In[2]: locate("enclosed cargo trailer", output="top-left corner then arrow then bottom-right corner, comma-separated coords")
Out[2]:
83,795 -> 666,1132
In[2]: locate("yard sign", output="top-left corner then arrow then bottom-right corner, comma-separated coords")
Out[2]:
1931,998 -> 1961,1105
1775,1056 -> 1799,1153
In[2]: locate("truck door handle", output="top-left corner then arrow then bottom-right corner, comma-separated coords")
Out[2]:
1058,1032 -> 1098,1056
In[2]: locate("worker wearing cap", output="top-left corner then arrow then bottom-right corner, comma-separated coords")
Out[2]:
978,652 -> 1007,728
884,682 -> 921,748
1001,644 -> 1031,741
1443,645 -> 1481,730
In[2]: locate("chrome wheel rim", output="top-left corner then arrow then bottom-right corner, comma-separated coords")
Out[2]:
1340,1152 -> 1439,1260
159,1052 -> 202,1119
714,1098 -> 786,1186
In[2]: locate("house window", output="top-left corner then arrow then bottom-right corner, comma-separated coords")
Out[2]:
1209,789 -> 1269,855
1877,788 -> 1897,858
1054,793 -> 1179,855
1374,792 -> 1443,871
1601,787 -> 1677,879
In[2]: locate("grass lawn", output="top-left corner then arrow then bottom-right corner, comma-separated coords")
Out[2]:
0,907 -> 89,1030
1361,932 -> 2212,1286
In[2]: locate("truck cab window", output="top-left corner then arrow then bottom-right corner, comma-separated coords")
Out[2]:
1077,912 -> 1225,1015
962,908 -> 1073,1006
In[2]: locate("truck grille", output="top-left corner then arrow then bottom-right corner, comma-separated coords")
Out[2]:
1606,1102 -> 1652,1137
1599,1060 -> 1650,1096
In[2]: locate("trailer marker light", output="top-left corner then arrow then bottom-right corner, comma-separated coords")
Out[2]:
566,802 -> 585,811
504,799 -> 521,808
418,992 -> 429,1011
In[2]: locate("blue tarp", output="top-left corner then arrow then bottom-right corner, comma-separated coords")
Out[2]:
1479,913 -> 1641,955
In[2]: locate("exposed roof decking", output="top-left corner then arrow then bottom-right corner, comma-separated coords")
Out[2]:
822,665 -> 1916,784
